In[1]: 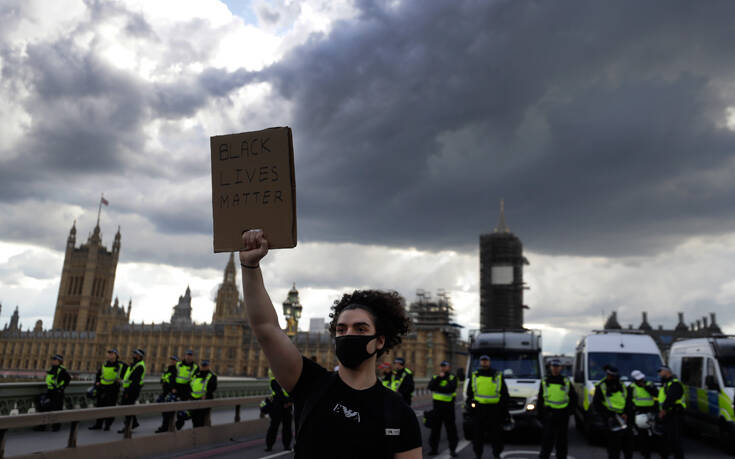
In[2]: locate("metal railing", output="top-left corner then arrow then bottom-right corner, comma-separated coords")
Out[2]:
0,380 -> 433,459
0,395 -> 266,458
0,378 -> 270,416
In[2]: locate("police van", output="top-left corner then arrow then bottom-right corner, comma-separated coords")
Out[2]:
668,337 -> 735,451
462,329 -> 544,439
572,330 -> 664,441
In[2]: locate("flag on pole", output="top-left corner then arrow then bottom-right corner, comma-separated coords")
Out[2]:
101,196 -> 109,206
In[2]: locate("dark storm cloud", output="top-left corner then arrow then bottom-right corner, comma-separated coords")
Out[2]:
259,0 -> 735,256
3,0 -> 735,268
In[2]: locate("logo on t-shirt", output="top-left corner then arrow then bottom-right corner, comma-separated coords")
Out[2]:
332,403 -> 361,423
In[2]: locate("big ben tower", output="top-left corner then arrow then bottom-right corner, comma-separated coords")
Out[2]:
479,200 -> 529,330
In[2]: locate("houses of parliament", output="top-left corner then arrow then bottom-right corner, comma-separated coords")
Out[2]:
0,221 -> 466,378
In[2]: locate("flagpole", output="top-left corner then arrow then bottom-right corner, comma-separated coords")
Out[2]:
97,193 -> 103,227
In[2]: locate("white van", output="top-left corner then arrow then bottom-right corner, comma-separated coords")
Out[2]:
668,337 -> 735,452
462,329 -> 544,439
572,330 -> 664,441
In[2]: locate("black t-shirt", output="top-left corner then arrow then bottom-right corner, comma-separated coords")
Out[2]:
291,357 -> 422,458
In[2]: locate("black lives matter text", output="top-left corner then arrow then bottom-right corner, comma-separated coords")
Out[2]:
217,135 -> 286,209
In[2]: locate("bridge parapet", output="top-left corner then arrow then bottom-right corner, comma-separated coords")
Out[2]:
0,378 -> 269,416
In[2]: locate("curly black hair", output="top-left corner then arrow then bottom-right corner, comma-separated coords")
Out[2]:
328,290 -> 411,357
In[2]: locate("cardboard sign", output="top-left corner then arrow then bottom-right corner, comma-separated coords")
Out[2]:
210,127 -> 297,252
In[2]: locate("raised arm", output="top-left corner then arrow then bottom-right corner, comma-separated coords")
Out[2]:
239,230 -> 302,392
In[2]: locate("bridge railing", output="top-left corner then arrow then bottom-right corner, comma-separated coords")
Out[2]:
0,378 -> 433,459
0,377 -> 433,416
0,378 -> 270,416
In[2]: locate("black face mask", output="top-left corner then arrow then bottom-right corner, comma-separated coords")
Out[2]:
335,334 -> 379,369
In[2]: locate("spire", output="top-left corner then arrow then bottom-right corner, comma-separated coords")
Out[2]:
127,299 -> 132,320
638,311 -> 652,331
493,199 -> 510,233
710,312 -> 722,333
224,252 -> 236,283
113,226 -> 121,253
675,312 -> 688,332
604,311 -> 622,330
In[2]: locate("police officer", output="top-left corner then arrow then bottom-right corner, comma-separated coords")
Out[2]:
35,354 -> 71,431
379,362 -> 392,388
657,365 -> 685,459
155,355 -> 179,433
390,357 -> 415,405
89,349 -> 125,431
466,355 -> 509,459
190,359 -> 217,428
265,368 -> 293,452
625,370 -> 658,459
537,358 -> 577,459
169,349 -> 198,430
174,350 -> 198,399
427,361 -> 458,457
593,365 -> 630,459
118,348 -> 145,434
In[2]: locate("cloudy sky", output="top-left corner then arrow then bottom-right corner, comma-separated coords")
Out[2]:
2,0 -> 735,355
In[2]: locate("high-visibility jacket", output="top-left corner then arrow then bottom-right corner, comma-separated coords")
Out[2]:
542,377 -> 571,410
191,371 -> 216,399
46,366 -> 68,390
597,381 -> 626,414
390,368 -> 413,392
100,361 -> 124,386
175,362 -> 198,385
658,378 -> 687,410
472,371 -> 502,405
269,373 -> 289,398
431,374 -> 457,402
123,360 -> 146,389
630,383 -> 656,408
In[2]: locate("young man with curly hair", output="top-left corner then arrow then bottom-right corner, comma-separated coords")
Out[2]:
240,230 -> 422,459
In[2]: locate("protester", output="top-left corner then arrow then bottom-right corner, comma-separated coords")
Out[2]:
239,229 -> 422,458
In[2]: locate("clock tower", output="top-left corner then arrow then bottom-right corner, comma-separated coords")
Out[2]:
479,200 -> 529,330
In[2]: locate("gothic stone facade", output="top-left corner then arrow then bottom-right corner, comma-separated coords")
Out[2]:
0,224 -> 465,377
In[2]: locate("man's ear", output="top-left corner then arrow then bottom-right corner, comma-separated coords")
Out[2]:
376,335 -> 386,350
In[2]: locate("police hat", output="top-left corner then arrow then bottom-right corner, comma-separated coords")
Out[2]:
200,359 -> 210,367
605,365 -> 620,376
107,348 -> 118,355
479,355 -> 490,361
440,361 -> 450,366
133,348 -> 145,357
631,370 -> 645,381
185,349 -> 194,356
657,365 -> 672,373
170,355 -> 179,361
549,359 -> 562,366
394,357 -> 405,364
51,354 -> 63,362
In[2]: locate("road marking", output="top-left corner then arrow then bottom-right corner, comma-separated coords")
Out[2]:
258,451 -> 292,459
500,451 -> 576,459
436,439 -> 470,459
